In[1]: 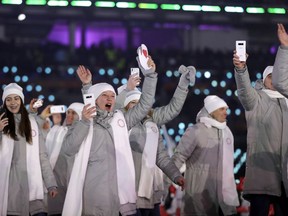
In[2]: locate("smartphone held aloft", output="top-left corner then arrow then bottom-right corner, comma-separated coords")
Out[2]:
236,40 -> 246,62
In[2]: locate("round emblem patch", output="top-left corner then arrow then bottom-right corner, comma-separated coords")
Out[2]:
226,138 -> 232,145
151,126 -> 158,133
118,119 -> 125,127
32,129 -> 37,137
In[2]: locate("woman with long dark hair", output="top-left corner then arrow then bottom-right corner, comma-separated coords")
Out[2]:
0,83 -> 58,216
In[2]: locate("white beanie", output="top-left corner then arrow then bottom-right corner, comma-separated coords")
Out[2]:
67,102 -> 84,120
117,84 -> 127,95
262,66 -> 273,83
124,89 -> 142,107
2,83 -> 25,103
88,83 -> 116,100
204,95 -> 228,114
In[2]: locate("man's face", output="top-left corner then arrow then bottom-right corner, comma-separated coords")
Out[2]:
96,90 -> 116,112
264,74 -> 276,91
210,107 -> 228,123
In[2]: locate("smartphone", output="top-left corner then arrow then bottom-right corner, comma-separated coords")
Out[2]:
33,98 -> 43,109
131,68 -> 140,85
83,93 -> 96,116
50,105 -> 66,114
236,40 -> 246,62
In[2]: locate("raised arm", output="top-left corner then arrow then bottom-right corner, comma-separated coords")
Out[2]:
124,54 -> 158,129
77,65 -> 92,95
233,51 -> 259,111
152,65 -> 196,125
115,73 -> 141,110
272,23 -> 288,97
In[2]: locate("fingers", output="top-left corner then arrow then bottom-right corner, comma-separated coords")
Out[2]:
82,104 -> 96,120
0,117 -> 9,131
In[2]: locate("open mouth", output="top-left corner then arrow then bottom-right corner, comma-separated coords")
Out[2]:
105,103 -> 112,109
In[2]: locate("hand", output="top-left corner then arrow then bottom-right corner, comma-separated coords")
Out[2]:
29,98 -> 38,113
175,176 -> 185,191
40,105 -> 52,120
178,65 -> 196,88
77,65 -> 92,85
82,104 -> 96,120
127,73 -> 141,90
233,50 -> 247,70
277,23 -> 288,47
136,46 -> 156,76
0,113 -> 8,131
48,187 -> 58,198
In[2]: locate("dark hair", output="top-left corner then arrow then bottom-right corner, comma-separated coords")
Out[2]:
3,99 -> 32,144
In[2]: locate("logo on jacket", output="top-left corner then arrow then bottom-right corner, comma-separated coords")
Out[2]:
117,119 -> 125,127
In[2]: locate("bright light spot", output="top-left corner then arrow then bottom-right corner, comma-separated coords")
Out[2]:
166,70 -> 173,77
178,122 -> 185,129
174,70 -> 180,77
67,68 -> 74,75
168,128 -> 175,136
175,135 -> 181,142
36,67 -> 42,73
226,89 -> 232,96
3,66 -> 9,73
227,108 -> 231,115
14,75 -> 21,82
196,71 -> 202,78
45,67 -> 52,74
211,80 -> 218,87
22,75 -> 29,82
11,66 -> 18,73
203,89 -> 210,95
194,88 -> 201,95
226,72 -> 233,79
235,108 -> 241,116
178,129 -> 185,135
256,72 -> 262,79
220,80 -> 226,88
48,95 -> 55,102
204,71 -> 211,79
99,68 -> 105,75
107,69 -> 114,76
121,78 -> 128,85
18,14 -> 26,21
26,85 -> 33,92
113,78 -> 119,85
35,85 -> 42,92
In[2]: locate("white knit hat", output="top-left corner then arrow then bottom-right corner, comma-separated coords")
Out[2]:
124,89 -> 142,107
67,102 -> 84,120
204,95 -> 228,114
88,83 -> 116,100
262,66 -> 273,83
2,83 -> 25,103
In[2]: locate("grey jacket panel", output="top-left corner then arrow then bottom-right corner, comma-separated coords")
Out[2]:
130,122 -> 182,209
5,114 -> 57,216
61,73 -> 157,215
172,115 -> 237,215
235,67 -> 288,198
